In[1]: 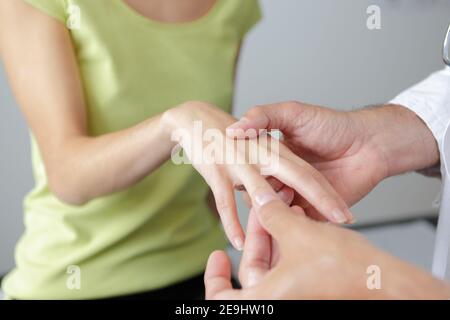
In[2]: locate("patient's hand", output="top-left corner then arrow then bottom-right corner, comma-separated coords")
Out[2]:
162,101 -> 353,250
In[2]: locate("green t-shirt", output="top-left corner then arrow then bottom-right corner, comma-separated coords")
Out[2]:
3,0 -> 261,299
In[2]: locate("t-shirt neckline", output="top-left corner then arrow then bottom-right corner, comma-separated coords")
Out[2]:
114,0 -> 225,31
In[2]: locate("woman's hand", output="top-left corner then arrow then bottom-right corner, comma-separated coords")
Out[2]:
0,0 -> 353,244
162,101 -> 353,250
205,197 -> 450,300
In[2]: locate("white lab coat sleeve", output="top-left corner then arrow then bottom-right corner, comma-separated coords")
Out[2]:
390,67 -> 450,154
392,69 -> 450,281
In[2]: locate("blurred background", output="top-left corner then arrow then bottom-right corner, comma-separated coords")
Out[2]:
1,0 -> 449,279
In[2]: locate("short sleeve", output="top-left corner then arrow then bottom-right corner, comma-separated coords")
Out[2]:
24,0 -> 68,23
240,0 -> 262,38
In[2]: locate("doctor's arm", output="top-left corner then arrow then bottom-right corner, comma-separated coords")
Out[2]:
205,198 -> 450,300
227,68 -> 450,213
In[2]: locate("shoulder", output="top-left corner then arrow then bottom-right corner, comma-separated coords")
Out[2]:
8,0 -> 69,23
217,0 -> 262,37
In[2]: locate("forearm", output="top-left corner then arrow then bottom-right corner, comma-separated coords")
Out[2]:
46,113 -> 174,205
355,104 -> 440,178
373,255 -> 450,299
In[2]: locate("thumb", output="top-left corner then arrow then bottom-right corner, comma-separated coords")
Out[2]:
226,102 -> 302,139
254,194 -> 301,242
204,250 -> 237,299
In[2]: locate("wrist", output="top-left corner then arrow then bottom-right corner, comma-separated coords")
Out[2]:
355,104 -> 439,178
161,105 -> 182,139
160,102 -> 195,145
161,101 -> 235,141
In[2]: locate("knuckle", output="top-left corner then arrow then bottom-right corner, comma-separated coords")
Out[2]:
246,106 -> 264,118
215,197 -> 231,213
285,100 -> 302,109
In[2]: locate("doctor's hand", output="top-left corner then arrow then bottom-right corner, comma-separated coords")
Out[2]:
227,103 -> 439,218
204,197 -> 450,300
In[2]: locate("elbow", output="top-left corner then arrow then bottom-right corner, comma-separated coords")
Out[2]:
48,171 -> 90,207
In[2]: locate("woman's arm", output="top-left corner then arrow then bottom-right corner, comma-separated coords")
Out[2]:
0,1 -> 353,249
0,0 -> 174,205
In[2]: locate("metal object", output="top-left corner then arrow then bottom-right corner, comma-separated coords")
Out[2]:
432,120 -> 450,280
444,24 -> 450,66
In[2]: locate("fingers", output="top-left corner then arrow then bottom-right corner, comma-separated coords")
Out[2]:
204,251 -> 238,300
255,196 -> 302,243
272,205 -> 306,266
290,193 -> 327,222
234,132 -> 352,224
235,166 -> 280,211
242,183 -> 294,208
304,206 -> 329,222
267,177 -> 295,205
277,186 -> 295,206
272,155 -> 353,224
241,177 -> 289,208
266,176 -> 284,192
239,209 -> 272,288
209,176 -> 245,251
227,102 -> 298,139
291,205 -> 307,216
236,142 -> 352,224
241,176 -> 282,208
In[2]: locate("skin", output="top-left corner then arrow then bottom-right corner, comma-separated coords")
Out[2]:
124,0 -> 217,23
205,197 -> 450,299
204,102 -> 446,299
229,102 -> 439,220
0,1 -> 352,252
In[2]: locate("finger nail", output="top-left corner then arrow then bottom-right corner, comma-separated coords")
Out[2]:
227,117 -> 249,131
331,209 -> 348,224
277,188 -> 293,205
277,189 -> 288,204
345,210 -> 355,224
347,216 -> 357,225
234,237 -> 244,251
254,192 -> 278,208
